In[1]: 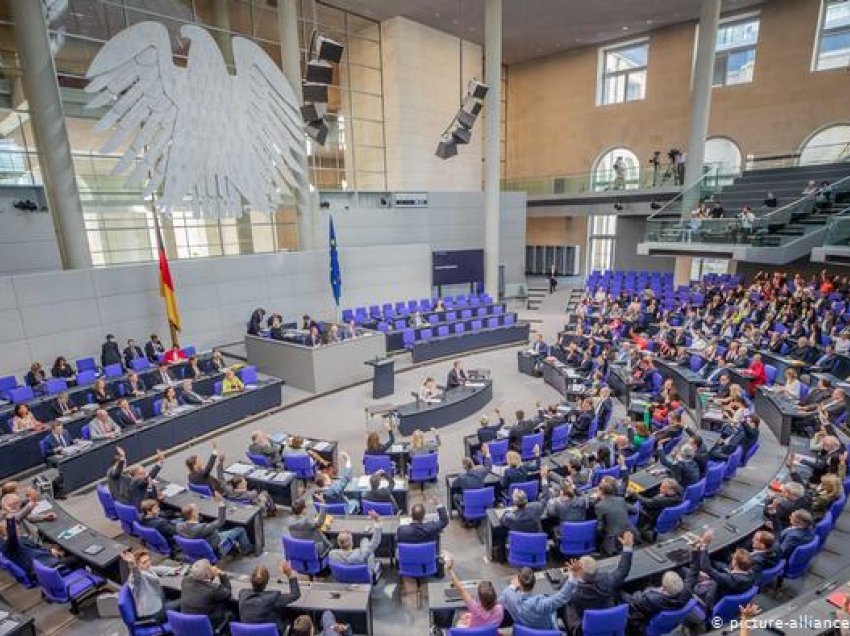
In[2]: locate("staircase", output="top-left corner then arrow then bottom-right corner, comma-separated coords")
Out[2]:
526,284 -> 547,310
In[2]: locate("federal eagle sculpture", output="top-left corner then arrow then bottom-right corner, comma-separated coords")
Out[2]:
85,21 -> 307,219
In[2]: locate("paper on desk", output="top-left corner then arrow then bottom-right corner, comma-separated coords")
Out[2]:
389,444 -> 405,453
312,441 -> 331,452
466,382 -> 486,388
244,385 -> 258,391
32,500 -> 53,516
227,463 -> 254,476
162,483 -> 185,498
273,472 -> 293,482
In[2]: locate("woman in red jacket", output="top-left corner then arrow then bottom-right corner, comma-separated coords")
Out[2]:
746,352 -> 767,392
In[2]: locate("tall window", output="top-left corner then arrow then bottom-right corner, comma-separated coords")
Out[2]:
799,125 -> 850,164
588,215 -> 617,272
814,0 -> 850,71
598,40 -> 648,106
713,15 -> 759,86
593,148 -> 640,191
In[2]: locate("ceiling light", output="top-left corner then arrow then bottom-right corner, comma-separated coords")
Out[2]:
622,26 -> 629,31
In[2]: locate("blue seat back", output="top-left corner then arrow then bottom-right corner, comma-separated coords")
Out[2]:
166,611 -> 215,636
446,627 -> 498,636
646,597 -> 698,636
704,462 -> 726,497
592,464 -> 622,487
9,386 -> 34,404
581,603 -> 628,636
187,482 -> 214,497
758,558 -> 786,588
461,487 -> 495,521
785,537 -> 820,579
402,329 -> 416,347
655,500 -> 689,534
132,358 -> 152,372
683,478 -> 706,514
488,439 -> 509,466
45,378 -> 68,395
104,363 -> 123,378
81,424 -> 91,440
173,535 -> 218,564
550,424 -> 570,452
558,520 -> 597,557
724,446 -> 742,480
282,535 -> 325,575
505,480 -> 539,505
230,623 -> 279,636
76,370 -> 97,386
507,531 -> 548,569
0,553 -> 34,587
409,452 -> 439,482
765,364 -> 778,385
361,500 -> 395,516
133,522 -> 171,556
283,453 -> 315,478
246,452 -> 274,468
397,541 -> 438,578
741,442 -> 760,466
512,627 -> 561,636
238,365 -> 259,385
114,501 -> 140,536
830,493 -> 847,521
363,454 -> 394,474
520,432 -> 544,460
76,357 -> 97,374
454,322 -> 466,334
96,483 -> 118,522
711,586 -> 758,624
329,561 -> 371,584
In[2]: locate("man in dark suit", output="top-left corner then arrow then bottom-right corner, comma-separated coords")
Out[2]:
237,562 -> 301,630
451,455 -> 493,513
101,334 -> 123,369
152,363 -> 175,387
778,510 -> 816,558
50,392 -> 78,419
686,531 -> 755,610
122,371 -> 147,398
123,338 -> 145,369
445,360 -> 467,390
563,532 -> 634,635
180,558 -> 232,631
42,422 -> 72,458
145,334 -> 165,363
476,412 -> 504,444
123,450 -> 163,509
500,486 -> 550,534
592,479 -> 635,556
179,379 -> 209,405
659,444 -> 701,489
787,336 -> 818,365
568,398 -> 595,444
765,481 -> 810,533
594,388 -> 613,430
749,530 -> 781,579
633,478 -> 683,539
396,500 -> 449,544
508,409 -> 540,449
814,344 -> 841,375
139,498 -> 178,550
361,470 -> 399,513
624,570 -> 692,634
113,398 -> 142,429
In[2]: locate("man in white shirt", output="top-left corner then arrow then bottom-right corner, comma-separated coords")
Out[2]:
89,409 -> 122,440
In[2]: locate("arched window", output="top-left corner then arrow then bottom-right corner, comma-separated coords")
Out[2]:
799,125 -> 850,165
593,147 -> 640,192
704,137 -> 742,177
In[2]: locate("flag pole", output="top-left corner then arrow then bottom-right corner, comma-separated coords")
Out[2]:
150,198 -> 180,349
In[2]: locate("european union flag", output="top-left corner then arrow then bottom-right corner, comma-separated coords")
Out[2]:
329,215 -> 342,306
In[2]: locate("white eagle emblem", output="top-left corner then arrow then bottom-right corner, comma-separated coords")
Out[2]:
85,21 -> 307,218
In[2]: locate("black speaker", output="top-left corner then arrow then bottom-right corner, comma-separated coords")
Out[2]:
470,101 -> 483,116
315,35 -> 344,64
302,82 -> 329,103
436,135 -> 458,159
306,119 -> 329,145
457,109 -> 477,129
467,79 -> 489,99
301,102 -> 326,122
306,60 -> 334,84
452,126 -> 471,145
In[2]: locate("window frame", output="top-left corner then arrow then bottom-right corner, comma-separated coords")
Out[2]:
813,0 -> 850,71
712,13 -> 760,87
596,37 -> 650,106
587,215 -> 618,272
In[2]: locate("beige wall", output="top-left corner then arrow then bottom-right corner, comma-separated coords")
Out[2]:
527,217 -> 588,246
382,17 -> 483,191
506,0 -> 850,180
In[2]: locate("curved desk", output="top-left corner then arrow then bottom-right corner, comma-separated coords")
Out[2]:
754,386 -> 808,446
396,380 -> 493,435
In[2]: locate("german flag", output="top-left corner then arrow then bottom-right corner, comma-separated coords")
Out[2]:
156,219 -> 181,332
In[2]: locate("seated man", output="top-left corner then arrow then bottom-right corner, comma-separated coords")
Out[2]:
476,411 -> 505,444
314,452 -> 356,515
545,477 -> 591,524
139,498 -> 178,551
113,398 -> 142,428
42,421 -> 74,459
452,454 -> 493,514
290,613 -> 352,636
593,478 -> 636,557
778,509 -> 816,558
122,371 -> 147,398
764,481 -> 810,533
749,530 -> 781,579
624,571 -> 692,634
88,409 -> 121,440
176,492 -> 253,556
248,430 -> 283,468
396,499 -> 449,544
329,509 -> 382,582
50,392 -> 78,419
180,379 -> 210,405
501,487 -> 549,534
237,561 -> 301,630
633,478 -> 683,540
685,530 -> 755,611
659,444 -> 700,489
568,398 -> 595,444
285,498 -> 331,557
498,564 -> 578,631
361,470 -> 399,513
180,559 -> 232,632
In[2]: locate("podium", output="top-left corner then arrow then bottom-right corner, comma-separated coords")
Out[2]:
365,358 -> 395,399
517,351 -> 536,376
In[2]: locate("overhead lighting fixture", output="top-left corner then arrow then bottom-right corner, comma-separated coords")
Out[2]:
435,77 -> 489,160
452,126 -> 471,145
306,60 -> 333,84
314,35 -> 344,64
436,134 -> 458,159
306,119 -> 329,145
302,82 -> 329,103
299,30 -> 345,147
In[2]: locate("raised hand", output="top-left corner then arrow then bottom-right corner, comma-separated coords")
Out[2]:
278,560 -> 294,578
619,531 -> 634,548
739,603 -> 761,620
367,509 -> 380,521
156,449 -> 166,463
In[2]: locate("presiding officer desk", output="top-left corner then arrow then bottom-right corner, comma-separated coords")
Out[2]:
51,374 -> 284,493
156,562 -> 374,635
396,379 -> 493,435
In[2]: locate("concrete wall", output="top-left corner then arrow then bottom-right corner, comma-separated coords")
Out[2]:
614,216 -> 675,273
506,0 -> 850,180
381,17 -> 483,191
0,185 -> 62,274
526,217 -> 588,247
0,244 -> 431,379
313,190 -> 527,289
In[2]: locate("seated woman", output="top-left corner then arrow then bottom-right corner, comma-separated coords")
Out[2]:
365,419 -> 395,456
24,362 -> 47,393
50,357 -> 76,384
445,557 -> 503,630
91,378 -> 113,405
207,349 -> 227,374
418,377 -> 440,404
10,404 -> 44,433
160,386 -> 181,415
221,368 -> 244,394
777,368 -> 803,402
501,450 -> 539,492
184,356 -> 203,379
283,435 -> 330,470
810,472 -> 844,522
746,353 -> 767,390
409,428 -> 440,455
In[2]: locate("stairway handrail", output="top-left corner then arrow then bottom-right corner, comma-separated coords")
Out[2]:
647,171 -> 719,221
753,174 -> 850,229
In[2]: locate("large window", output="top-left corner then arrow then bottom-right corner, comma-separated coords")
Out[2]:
704,137 -> 742,179
814,0 -> 850,71
593,147 -> 640,191
598,40 -> 648,106
713,15 -> 759,86
588,215 -> 617,272
799,125 -> 850,165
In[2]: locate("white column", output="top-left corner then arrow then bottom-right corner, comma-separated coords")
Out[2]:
12,0 -> 90,268
484,0 -> 502,297
278,0 -> 315,250
684,0 -> 721,190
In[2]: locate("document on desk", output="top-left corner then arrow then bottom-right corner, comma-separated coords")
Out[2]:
312,441 -> 332,452
465,382 -> 487,388
226,463 -> 254,476
273,471 -> 294,482
271,432 -> 288,444
356,475 -> 390,489
389,444 -> 405,453
161,483 -> 185,498
32,500 -> 54,516
58,524 -> 86,540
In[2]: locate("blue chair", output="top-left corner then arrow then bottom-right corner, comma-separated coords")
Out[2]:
394,320 -> 407,330
550,424 -> 570,452
183,346 -> 196,358
683,478 -> 706,514
830,493 -> 847,521
214,381 -> 223,395
38,436 -> 52,460
582,603 -> 628,636
765,364 -> 778,385
504,314 -> 516,326
230,624 -> 279,636
96,483 -> 119,520
104,363 -> 123,378
76,370 -> 97,386
0,553 -> 34,587
634,437 -> 657,467
75,357 -> 97,374
723,446 -> 742,480
512,627 -> 562,636
246,452 -> 275,468
454,323 -> 466,335
32,560 -> 104,613
361,500 -> 395,516
133,521 -> 171,556
9,386 -> 34,404
709,586 -> 758,626
655,500 -> 689,535
166,611 -> 214,636
591,465 -> 623,487
507,531 -> 548,569
239,365 -> 259,385
487,439 -> 509,466
646,598 -> 698,636
187,482 -> 214,497
329,561 -> 371,584
397,541 -> 438,591
402,329 -> 416,348
315,501 -> 348,515
132,358 -> 152,372
114,501 -> 140,536
520,432 -> 544,461
486,317 -> 499,328
758,558 -> 786,588
283,453 -> 315,479
282,536 -> 327,577
45,378 -> 68,395
815,511 -> 834,548
173,535 -> 223,564
461,487 -> 495,523
504,480 -> 539,505
471,319 -> 483,330
80,424 -> 91,440
558,520 -> 597,557
785,537 -> 820,580
0,375 -> 19,399
118,584 -> 171,636
363,454 -> 395,475
446,627 -> 498,636
408,452 -> 439,489
437,325 -> 450,337
703,462 -> 726,497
